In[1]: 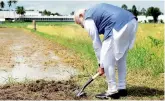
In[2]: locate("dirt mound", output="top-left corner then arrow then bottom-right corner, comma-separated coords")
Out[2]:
0,80 -> 87,100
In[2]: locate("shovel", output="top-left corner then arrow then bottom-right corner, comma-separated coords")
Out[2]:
76,72 -> 100,97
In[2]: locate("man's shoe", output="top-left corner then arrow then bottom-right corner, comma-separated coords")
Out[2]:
118,89 -> 127,97
95,92 -> 120,99
95,92 -> 108,99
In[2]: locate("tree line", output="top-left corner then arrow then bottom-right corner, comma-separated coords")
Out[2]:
121,4 -> 162,22
0,1 -> 163,22
39,10 -> 62,16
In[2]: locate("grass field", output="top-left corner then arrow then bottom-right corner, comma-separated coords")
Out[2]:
0,22 -> 164,100
26,22 -> 164,75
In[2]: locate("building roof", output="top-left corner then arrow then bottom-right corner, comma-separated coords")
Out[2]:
146,16 -> 154,20
137,16 -> 146,20
0,11 -> 73,19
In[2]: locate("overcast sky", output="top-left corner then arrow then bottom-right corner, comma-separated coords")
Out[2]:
2,0 -> 164,15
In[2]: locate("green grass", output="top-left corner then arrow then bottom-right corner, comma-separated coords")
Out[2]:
27,22 -> 164,76
0,22 -> 31,28
0,22 -> 164,100
0,21 -> 74,28
1,22 -> 163,75
36,21 -> 74,26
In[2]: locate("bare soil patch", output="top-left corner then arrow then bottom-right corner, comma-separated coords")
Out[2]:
0,80 -> 87,100
0,28 -> 82,100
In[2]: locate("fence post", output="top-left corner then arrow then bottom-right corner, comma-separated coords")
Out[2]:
32,20 -> 36,30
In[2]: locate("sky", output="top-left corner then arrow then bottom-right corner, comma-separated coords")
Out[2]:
2,0 -> 164,15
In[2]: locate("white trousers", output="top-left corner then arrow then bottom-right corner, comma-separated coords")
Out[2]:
101,19 -> 138,94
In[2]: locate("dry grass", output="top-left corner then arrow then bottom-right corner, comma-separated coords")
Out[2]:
1,22 -> 164,100
27,23 -> 164,100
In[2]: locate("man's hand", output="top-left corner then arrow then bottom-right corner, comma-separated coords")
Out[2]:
98,67 -> 104,76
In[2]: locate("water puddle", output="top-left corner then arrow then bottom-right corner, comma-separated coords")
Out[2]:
0,63 -> 77,85
0,43 -> 78,85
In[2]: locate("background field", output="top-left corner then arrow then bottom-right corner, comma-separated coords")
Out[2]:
0,22 -> 164,100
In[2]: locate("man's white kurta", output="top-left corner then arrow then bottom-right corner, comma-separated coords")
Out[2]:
84,19 -> 138,67
84,19 -> 138,93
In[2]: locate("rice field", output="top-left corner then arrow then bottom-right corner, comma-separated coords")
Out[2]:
27,22 -> 164,99
0,22 -> 164,100
27,22 -> 164,75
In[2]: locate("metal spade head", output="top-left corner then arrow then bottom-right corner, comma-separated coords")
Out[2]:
74,89 -> 87,97
76,91 -> 86,97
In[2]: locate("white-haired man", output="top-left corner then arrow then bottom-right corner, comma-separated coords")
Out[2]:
74,3 -> 138,99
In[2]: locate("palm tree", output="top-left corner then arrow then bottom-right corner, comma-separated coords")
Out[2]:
12,0 -> 18,21
0,1 -> 5,18
7,0 -> 12,9
0,1 -> 5,10
16,6 -> 26,21
8,0 -> 12,18
7,0 -> 12,7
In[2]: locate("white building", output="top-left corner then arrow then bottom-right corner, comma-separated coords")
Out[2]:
146,16 -> 154,22
158,15 -> 165,23
22,15 -> 74,22
0,18 -> 5,24
0,11 -> 163,23
137,15 -> 147,23
0,11 -> 74,22
137,15 -> 155,23
0,11 -> 19,18
137,15 -> 164,23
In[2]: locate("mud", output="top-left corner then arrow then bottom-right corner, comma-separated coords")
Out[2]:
0,28 -> 82,100
0,28 -> 77,84
0,80 -> 87,100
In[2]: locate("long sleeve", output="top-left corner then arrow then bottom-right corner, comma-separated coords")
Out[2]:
84,19 -> 102,63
